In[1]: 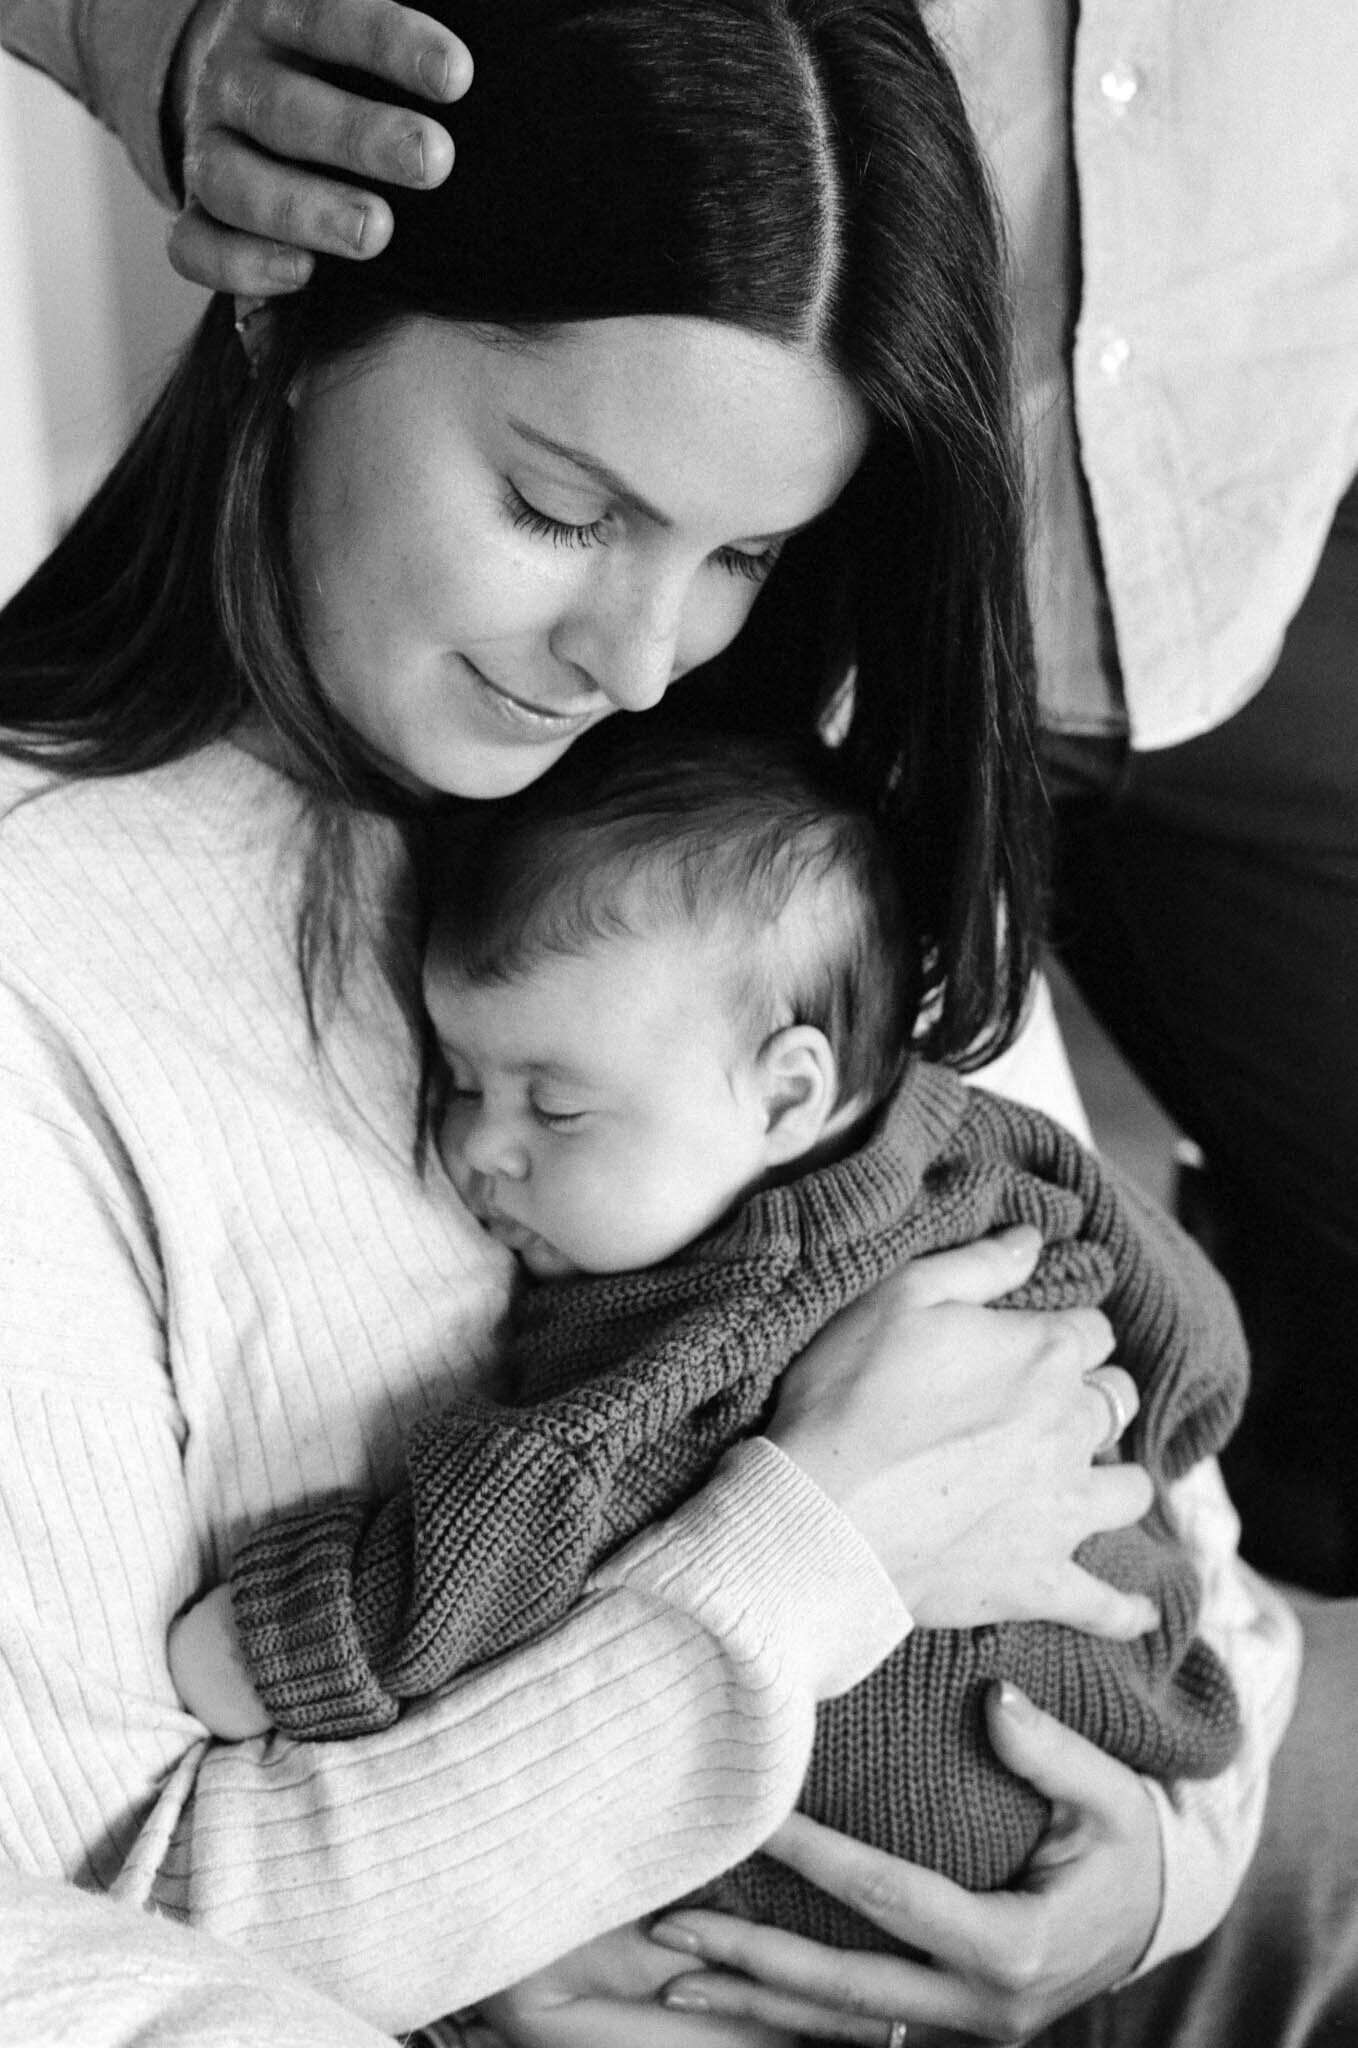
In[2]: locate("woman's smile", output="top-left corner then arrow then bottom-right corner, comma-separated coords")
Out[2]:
457,654 -> 604,742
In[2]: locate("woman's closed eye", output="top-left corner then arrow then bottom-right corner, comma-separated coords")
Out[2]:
505,482 -> 608,552
504,483 -> 782,585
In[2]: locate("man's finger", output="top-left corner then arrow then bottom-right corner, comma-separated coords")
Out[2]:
208,66 -> 456,186
167,203 -> 314,294
185,140 -> 394,257
260,0 -> 473,101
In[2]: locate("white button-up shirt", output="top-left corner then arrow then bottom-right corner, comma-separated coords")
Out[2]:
934,0 -> 1358,746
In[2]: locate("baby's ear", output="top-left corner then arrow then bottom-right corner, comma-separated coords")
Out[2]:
755,1025 -> 839,1164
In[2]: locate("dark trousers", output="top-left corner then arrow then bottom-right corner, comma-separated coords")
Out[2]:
1046,478 -> 1358,1592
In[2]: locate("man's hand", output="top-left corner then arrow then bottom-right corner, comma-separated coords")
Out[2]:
165,0 -> 471,294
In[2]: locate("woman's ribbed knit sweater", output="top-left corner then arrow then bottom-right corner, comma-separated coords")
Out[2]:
231,1051 -> 1250,1949
0,742 -> 910,2026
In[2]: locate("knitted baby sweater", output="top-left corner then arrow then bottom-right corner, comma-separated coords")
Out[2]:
232,1055 -> 1247,1945
0,742 -> 911,2021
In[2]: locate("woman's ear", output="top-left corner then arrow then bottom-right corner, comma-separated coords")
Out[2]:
755,1024 -> 840,1165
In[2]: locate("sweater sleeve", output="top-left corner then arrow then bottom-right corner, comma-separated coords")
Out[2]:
231,1404 -> 632,1739
233,1265 -> 797,1742
1,0 -> 190,203
0,989 -> 908,2031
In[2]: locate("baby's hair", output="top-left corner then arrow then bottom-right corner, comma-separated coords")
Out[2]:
426,719 -> 919,1112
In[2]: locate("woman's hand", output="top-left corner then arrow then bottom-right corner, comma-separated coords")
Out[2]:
480,1920 -> 798,2048
766,1229 -> 1156,1639
164,0 -> 471,294
649,1683 -> 1164,2044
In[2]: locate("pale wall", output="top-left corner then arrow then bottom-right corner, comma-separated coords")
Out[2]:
0,52 -> 204,603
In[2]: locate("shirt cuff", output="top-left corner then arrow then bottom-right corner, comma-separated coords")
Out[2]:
1132,1563 -> 1303,1975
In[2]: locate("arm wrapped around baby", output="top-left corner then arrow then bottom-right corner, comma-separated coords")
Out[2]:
228,1058 -> 1247,1950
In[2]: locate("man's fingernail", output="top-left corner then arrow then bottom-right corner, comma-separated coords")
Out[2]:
419,46 -> 451,94
345,204 -> 372,251
268,248 -> 311,286
397,129 -> 427,182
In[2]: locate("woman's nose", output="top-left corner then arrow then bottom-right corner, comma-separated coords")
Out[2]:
552,569 -> 683,712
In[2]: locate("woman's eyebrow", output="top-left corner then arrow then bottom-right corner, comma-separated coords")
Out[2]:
507,418 -> 673,527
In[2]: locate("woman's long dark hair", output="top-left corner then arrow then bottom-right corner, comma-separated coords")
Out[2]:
0,0 -> 1042,1065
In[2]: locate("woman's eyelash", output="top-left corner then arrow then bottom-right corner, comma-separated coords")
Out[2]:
716,542 -> 782,585
505,484 -> 607,550
505,484 -> 782,583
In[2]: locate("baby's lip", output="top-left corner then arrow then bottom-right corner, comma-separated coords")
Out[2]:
476,1204 -> 547,1256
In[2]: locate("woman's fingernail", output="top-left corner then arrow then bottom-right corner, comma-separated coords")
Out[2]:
650,1917 -> 702,1954
998,1679 -> 1035,1718
663,1987 -> 711,2012
1003,1225 -> 1041,1256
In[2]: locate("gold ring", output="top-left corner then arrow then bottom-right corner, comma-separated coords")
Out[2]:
1086,1368 -> 1132,1455
886,2023 -> 909,2048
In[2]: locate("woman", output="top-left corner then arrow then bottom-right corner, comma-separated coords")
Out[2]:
0,2 -> 1329,2044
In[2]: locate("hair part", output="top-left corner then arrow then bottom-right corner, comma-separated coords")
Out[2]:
1,0 -> 1043,1071
427,720 -> 918,1111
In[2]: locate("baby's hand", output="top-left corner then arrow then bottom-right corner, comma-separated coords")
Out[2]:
167,1583 -> 273,1739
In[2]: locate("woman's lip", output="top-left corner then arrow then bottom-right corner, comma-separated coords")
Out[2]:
462,658 -> 598,728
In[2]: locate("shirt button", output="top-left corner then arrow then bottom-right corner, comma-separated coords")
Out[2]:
1099,66 -> 1141,106
1098,334 -> 1132,380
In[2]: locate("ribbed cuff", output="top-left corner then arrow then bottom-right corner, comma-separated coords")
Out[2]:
233,1502 -> 401,1740
594,1436 -> 911,1704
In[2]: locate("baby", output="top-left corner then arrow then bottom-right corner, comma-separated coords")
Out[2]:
170,720 -> 1246,1950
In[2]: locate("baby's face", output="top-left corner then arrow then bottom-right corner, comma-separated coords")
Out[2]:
425,932 -> 776,1278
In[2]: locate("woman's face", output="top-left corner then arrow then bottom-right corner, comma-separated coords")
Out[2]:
286,315 -> 870,797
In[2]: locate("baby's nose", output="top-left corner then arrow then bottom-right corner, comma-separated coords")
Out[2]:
459,1119 -> 530,1181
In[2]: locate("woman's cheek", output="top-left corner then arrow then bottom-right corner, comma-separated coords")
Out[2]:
687,575 -> 765,673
